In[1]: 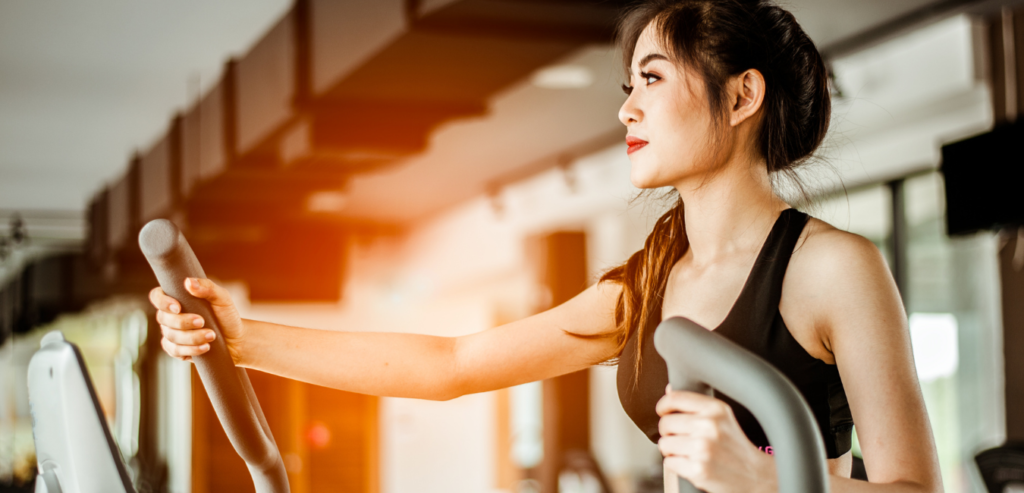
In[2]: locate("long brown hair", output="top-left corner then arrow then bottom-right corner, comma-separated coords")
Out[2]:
600,0 -> 831,375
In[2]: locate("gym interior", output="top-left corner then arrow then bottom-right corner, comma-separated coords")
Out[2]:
1,0 -> 1023,492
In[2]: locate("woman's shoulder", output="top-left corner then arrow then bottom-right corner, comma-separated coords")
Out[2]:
792,216 -> 889,275
786,216 -> 898,313
782,215 -> 903,352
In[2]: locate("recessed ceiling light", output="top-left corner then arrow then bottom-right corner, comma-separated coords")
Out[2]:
531,65 -> 593,89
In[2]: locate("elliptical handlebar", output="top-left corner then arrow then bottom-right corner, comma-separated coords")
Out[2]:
139,219 -> 290,493
654,317 -> 830,493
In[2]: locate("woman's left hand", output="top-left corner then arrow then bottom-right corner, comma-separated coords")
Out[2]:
657,385 -> 777,493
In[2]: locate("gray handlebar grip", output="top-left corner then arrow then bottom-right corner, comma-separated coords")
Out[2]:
654,317 -> 829,493
662,359 -> 710,493
139,219 -> 290,493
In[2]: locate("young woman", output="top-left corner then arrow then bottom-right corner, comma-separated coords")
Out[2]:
151,1 -> 943,491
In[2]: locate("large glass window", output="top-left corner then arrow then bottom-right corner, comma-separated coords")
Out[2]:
904,172 -> 1003,492
812,184 -> 893,262
813,172 -> 1004,492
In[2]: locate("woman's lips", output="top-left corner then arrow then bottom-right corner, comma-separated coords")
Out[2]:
626,136 -> 648,154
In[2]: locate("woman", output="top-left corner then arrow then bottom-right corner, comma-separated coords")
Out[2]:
151,0 -> 943,491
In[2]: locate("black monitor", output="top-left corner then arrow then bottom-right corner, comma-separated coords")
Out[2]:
940,121 -> 1024,236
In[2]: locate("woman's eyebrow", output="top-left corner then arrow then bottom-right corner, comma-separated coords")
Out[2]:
638,53 -> 669,69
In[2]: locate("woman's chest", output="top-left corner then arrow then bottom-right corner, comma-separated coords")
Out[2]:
661,255 -> 833,364
662,258 -> 749,329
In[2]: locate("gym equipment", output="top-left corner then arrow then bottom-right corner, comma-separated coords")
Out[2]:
25,219 -> 289,493
976,443 -> 1024,492
28,331 -> 137,493
138,219 -> 289,493
655,316 -> 830,493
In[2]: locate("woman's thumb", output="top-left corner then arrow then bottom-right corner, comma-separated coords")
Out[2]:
184,278 -> 233,307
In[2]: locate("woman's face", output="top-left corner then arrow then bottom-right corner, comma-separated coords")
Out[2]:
618,23 -> 721,189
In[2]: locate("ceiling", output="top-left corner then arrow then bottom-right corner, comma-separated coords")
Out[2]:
0,0 -> 291,213
0,0 -> 985,221
787,0 -> 940,51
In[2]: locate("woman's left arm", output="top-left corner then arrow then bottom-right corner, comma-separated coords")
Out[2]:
814,233 -> 943,492
657,230 -> 943,493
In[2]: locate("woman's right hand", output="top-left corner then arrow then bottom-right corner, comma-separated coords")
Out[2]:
149,277 -> 246,364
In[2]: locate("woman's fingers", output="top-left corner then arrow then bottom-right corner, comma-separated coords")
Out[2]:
659,434 -> 715,460
150,279 -> 237,362
161,337 -> 210,360
663,455 -> 709,485
161,325 -> 215,346
150,278 -> 234,318
656,387 -> 731,418
659,432 -> 718,488
658,411 -> 718,439
184,278 -> 234,307
149,286 -> 181,314
155,309 -> 204,331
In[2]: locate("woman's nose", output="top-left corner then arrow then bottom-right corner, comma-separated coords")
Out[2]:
618,93 -> 641,126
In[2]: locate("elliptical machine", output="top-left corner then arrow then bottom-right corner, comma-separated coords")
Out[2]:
26,219 -> 830,492
28,219 -> 289,493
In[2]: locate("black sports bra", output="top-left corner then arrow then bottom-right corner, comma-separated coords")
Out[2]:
616,209 -> 854,458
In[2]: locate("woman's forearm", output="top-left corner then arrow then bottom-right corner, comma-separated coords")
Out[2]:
237,319 -> 461,401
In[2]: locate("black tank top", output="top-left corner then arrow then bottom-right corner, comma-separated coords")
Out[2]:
616,209 -> 854,458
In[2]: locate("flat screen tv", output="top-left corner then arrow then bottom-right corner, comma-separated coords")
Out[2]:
940,121 -> 1024,236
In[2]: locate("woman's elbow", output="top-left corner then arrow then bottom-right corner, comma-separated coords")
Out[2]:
434,389 -> 464,402
434,374 -> 470,401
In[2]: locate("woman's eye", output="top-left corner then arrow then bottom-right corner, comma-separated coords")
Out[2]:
622,73 -> 659,95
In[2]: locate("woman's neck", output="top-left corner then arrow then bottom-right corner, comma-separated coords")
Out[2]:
674,159 -> 790,266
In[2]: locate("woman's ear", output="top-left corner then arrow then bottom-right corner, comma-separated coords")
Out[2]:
729,69 -> 765,127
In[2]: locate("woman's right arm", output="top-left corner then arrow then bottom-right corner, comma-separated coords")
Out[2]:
152,277 -> 622,401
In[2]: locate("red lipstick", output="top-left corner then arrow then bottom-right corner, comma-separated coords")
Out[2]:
626,136 -> 648,154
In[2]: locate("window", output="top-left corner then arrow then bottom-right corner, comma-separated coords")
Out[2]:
813,172 -> 1004,491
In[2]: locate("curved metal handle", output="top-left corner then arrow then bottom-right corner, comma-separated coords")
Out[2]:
654,317 -> 830,493
139,219 -> 290,493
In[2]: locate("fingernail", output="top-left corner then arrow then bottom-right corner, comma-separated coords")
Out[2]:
200,344 -> 210,351
170,304 -> 180,314
205,332 -> 215,341
193,317 -> 204,328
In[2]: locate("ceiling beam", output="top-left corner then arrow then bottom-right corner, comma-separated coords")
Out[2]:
822,0 -> 1024,59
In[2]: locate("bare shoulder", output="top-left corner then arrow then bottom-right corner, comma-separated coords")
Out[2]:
790,217 -> 889,276
782,217 -> 904,354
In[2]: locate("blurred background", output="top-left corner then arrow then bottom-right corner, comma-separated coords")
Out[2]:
1,0 -> 1022,492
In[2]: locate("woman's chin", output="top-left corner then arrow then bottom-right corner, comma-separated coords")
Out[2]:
629,170 -> 669,190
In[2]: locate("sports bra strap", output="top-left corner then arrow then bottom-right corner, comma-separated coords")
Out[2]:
723,208 -> 809,330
